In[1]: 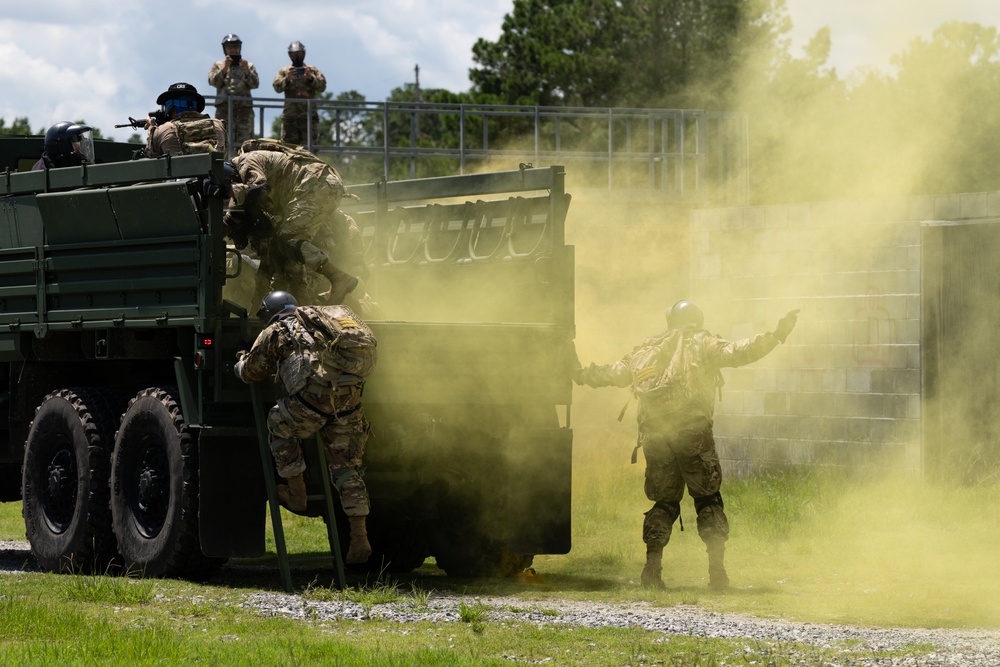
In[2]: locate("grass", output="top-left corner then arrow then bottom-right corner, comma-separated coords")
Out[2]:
1,431 -> 998,664
0,574 -> 912,666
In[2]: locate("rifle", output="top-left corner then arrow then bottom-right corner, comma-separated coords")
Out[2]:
115,110 -> 168,129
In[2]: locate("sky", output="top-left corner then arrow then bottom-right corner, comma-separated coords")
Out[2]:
1,0 -> 997,143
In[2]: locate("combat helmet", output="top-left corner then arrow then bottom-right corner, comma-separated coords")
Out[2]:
43,121 -> 93,168
665,300 -> 704,332
156,82 -> 206,114
221,33 -> 242,52
257,290 -> 298,324
288,40 -> 305,56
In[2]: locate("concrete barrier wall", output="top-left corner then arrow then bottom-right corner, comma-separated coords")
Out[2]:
692,192 -> 1000,473
568,189 -> 1000,474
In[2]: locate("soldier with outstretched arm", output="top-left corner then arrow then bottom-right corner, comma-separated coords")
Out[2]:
575,300 -> 798,590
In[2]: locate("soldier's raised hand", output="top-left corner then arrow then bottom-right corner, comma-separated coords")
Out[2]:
772,309 -> 799,343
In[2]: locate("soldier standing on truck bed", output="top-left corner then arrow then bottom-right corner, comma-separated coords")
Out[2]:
574,301 -> 798,591
32,121 -> 94,170
144,83 -> 227,157
225,139 -> 373,312
272,40 -> 327,147
235,290 -> 377,565
208,33 -> 259,148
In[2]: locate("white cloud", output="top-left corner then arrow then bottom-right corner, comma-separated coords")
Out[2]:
6,0 -> 997,144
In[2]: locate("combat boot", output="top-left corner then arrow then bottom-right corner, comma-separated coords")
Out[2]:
319,263 -> 359,305
640,546 -> 666,590
346,515 -> 372,564
276,473 -> 308,512
706,538 -> 729,592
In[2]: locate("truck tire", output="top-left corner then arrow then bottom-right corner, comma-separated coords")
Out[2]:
111,387 -> 224,580
22,388 -> 121,574
365,514 -> 427,574
430,528 -> 533,578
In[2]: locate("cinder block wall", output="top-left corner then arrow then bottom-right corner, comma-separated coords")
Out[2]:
691,192 -> 1000,473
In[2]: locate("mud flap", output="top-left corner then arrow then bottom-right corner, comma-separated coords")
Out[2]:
506,427 -> 572,555
199,434 -> 267,558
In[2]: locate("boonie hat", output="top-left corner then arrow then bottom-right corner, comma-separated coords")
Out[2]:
156,82 -> 206,112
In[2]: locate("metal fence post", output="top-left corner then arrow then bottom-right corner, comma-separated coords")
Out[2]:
383,102 -> 390,180
607,109 -> 613,191
460,104 -> 466,175
534,106 -> 540,166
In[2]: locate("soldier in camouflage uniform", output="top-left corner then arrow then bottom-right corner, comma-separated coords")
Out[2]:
575,301 -> 798,591
272,41 -> 327,147
234,290 -> 377,564
144,83 -> 227,158
228,141 -> 370,310
208,34 -> 259,149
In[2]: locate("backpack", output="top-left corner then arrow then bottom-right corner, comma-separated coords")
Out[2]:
173,115 -> 223,154
238,138 -> 355,204
626,329 -> 697,420
238,137 -> 323,161
277,305 -> 377,395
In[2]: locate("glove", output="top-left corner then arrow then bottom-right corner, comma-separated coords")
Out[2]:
571,348 -> 583,384
233,351 -> 247,380
772,309 -> 800,343
356,292 -> 379,317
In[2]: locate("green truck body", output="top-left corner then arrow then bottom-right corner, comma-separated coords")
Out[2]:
0,144 -> 575,579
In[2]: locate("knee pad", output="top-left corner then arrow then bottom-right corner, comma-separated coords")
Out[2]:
642,501 -> 680,548
693,491 -> 723,514
653,500 -> 681,524
693,492 -> 729,541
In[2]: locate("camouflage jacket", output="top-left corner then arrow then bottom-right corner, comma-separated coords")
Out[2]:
578,329 -> 780,429
234,305 -> 373,409
208,58 -> 260,101
272,65 -> 327,106
231,150 -> 347,230
145,112 -> 227,157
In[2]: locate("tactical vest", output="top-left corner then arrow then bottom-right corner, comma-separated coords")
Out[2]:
277,305 -> 378,396
174,116 -> 222,154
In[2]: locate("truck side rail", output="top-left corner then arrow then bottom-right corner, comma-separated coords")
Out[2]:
0,154 -> 226,337
343,165 -> 573,327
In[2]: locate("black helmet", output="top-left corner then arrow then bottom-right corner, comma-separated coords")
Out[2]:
223,160 -> 239,183
43,121 -> 92,168
156,82 -> 206,113
257,290 -> 298,324
666,300 -> 704,331
287,40 -> 305,55
221,33 -> 242,51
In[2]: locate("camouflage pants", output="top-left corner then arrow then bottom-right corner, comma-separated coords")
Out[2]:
215,102 -> 255,150
640,422 -> 729,549
267,390 -> 370,516
281,110 -> 321,147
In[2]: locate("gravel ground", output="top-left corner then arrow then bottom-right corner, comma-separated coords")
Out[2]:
240,591 -> 1000,666
4,538 -> 999,665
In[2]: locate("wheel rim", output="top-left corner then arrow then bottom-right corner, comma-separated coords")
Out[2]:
126,435 -> 169,538
42,440 -> 77,534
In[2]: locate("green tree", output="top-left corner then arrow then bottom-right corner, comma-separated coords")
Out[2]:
470,0 -> 632,107
470,0 -> 792,110
742,20 -> 1000,202
0,117 -> 35,136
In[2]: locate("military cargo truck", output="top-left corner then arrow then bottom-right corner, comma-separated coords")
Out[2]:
0,144 -> 575,580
